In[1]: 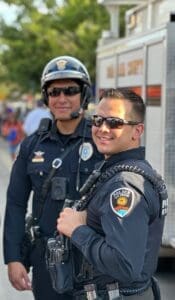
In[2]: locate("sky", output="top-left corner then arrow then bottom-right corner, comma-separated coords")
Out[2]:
0,2 -> 18,24
0,0 -> 64,24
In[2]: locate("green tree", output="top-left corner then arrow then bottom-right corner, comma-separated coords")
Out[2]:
0,0 -> 109,97
0,0 -> 131,98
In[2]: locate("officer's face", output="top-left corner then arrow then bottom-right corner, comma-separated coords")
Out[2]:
92,97 -> 144,158
47,79 -> 81,121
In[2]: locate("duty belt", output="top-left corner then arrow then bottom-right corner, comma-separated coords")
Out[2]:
76,281 -> 152,300
119,279 -> 151,296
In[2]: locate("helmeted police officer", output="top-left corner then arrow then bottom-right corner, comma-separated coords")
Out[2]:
3,56 -> 103,300
57,88 -> 168,299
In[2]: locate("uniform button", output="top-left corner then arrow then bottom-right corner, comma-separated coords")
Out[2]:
39,171 -> 43,176
84,168 -> 89,173
60,148 -> 64,152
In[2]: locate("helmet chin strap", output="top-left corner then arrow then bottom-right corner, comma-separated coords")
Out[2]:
69,87 -> 87,119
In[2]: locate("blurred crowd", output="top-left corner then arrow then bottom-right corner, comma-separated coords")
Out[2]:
0,99 -> 52,161
0,106 -> 24,160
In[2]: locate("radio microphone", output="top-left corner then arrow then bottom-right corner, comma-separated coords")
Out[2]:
70,107 -> 83,119
70,95 -> 86,119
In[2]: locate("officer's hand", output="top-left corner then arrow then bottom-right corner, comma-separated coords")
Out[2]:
8,262 -> 32,291
57,207 -> 87,237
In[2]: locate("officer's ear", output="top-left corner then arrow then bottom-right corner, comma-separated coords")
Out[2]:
42,89 -> 48,106
81,84 -> 93,110
132,123 -> 144,141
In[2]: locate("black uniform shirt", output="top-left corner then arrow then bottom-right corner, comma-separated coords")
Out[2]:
3,118 -> 103,264
71,147 -> 167,291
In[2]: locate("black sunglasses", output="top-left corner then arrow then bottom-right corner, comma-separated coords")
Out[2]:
92,115 -> 141,129
47,86 -> 81,97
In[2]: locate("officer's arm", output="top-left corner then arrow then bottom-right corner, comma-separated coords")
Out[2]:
70,177 -> 160,283
3,139 -> 32,264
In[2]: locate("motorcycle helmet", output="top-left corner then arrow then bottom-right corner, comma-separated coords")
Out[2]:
41,56 -> 92,109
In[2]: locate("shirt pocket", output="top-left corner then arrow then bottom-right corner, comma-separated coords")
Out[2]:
27,163 -> 50,193
71,158 -> 96,174
70,156 -> 100,190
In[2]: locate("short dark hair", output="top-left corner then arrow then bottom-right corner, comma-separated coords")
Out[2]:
99,88 -> 145,122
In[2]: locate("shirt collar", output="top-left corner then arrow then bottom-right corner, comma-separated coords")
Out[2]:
104,147 -> 145,169
46,118 -> 92,142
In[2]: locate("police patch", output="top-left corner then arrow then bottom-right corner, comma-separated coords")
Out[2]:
32,151 -> 45,163
79,142 -> 93,161
110,188 -> 134,218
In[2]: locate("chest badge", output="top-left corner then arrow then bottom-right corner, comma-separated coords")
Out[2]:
79,142 -> 93,161
32,151 -> 45,163
110,188 -> 134,218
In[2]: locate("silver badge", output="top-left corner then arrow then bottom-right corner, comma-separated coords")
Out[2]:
79,142 -> 93,161
56,59 -> 67,70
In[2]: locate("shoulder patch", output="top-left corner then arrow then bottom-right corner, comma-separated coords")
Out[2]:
110,188 -> 134,218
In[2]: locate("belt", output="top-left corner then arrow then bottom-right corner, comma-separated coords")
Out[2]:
74,289 -> 108,300
74,281 -> 152,299
120,280 -> 151,296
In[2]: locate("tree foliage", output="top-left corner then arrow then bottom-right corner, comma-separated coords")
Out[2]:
0,0 -> 130,98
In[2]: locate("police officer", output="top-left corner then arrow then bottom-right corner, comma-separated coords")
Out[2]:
57,88 -> 168,299
3,56 -> 103,300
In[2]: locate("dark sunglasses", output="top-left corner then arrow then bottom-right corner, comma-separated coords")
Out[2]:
92,115 -> 141,129
47,86 -> 81,97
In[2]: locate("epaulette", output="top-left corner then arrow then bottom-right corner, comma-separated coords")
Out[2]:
25,118 -> 52,160
37,118 -> 52,135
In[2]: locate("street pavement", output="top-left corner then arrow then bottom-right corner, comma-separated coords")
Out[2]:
0,137 -> 175,300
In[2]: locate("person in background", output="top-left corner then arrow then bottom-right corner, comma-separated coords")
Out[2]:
1,109 -> 24,160
23,98 -> 52,136
57,88 -> 168,299
3,56 -> 103,300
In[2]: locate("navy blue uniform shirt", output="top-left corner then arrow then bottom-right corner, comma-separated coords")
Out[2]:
3,118 -> 103,264
71,147 -> 167,291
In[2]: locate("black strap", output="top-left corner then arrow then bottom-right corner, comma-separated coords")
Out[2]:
75,161 -> 167,215
36,139 -> 81,221
99,163 -> 164,188
41,140 -> 80,200
28,118 -> 51,161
